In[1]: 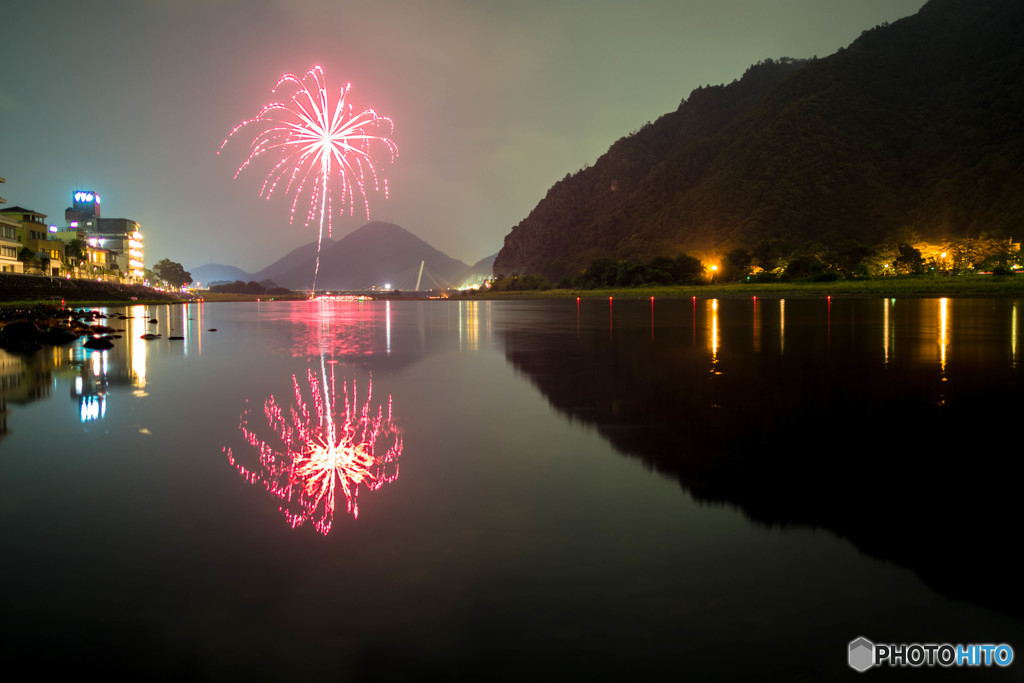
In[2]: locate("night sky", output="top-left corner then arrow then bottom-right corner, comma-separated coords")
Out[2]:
2,0 -> 925,273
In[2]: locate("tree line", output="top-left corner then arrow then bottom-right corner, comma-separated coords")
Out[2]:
489,234 -> 1020,291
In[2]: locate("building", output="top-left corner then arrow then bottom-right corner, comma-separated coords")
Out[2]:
64,192 -> 145,282
93,219 -> 144,282
0,177 -> 24,273
0,205 -> 66,276
68,190 -> 101,220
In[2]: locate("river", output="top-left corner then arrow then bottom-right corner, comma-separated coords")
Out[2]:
1,297 -> 1021,680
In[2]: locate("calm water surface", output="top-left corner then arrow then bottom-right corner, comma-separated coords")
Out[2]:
1,297 -> 1022,681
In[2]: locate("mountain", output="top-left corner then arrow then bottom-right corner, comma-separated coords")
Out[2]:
252,237 -> 336,284
190,263 -> 252,286
265,222 -> 470,291
494,0 -> 1024,282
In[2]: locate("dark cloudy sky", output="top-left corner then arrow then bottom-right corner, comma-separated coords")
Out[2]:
2,0 -> 926,273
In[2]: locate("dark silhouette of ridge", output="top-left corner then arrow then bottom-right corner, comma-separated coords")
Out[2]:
266,222 -> 470,291
495,0 -> 1024,281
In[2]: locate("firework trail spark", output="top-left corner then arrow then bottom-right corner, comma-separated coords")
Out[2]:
219,66 -> 397,291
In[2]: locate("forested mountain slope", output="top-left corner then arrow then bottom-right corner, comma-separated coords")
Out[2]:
494,0 -> 1024,282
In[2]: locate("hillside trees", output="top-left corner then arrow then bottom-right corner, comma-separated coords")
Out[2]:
494,0 -> 1024,283
153,258 -> 193,288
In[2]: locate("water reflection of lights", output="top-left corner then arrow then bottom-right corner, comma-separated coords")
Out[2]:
80,395 -> 106,422
459,301 -> 480,351
779,299 -> 785,354
939,298 -> 949,374
883,299 -> 894,364
280,300 -> 390,357
72,351 -> 110,422
1012,301 -> 1018,368
752,296 -> 760,353
130,305 -> 148,392
708,299 -> 719,363
225,361 -> 402,534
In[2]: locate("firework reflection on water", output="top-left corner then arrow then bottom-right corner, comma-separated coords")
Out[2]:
225,359 -> 402,534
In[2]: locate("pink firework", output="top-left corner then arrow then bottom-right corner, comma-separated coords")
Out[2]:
225,363 -> 402,534
218,66 -> 397,289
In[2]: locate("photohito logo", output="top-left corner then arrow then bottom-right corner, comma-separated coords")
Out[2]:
848,637 -> 1014,672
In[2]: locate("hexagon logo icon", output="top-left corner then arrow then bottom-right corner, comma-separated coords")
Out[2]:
849,637 -> 875,672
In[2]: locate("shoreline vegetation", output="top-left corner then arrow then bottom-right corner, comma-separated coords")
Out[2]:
461,275 -> 1024,300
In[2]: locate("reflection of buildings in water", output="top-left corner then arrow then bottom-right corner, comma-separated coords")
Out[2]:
0,349 -> 16,439
0,346 -> 72,406
0,348 -> 22,405
71,351 -> 110,422
128,305 -> 149,390
0,304 -> 155,430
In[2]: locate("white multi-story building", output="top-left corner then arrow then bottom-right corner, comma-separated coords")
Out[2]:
64,192 -> 145,282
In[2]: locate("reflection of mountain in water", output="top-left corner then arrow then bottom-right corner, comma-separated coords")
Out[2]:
501,298 -> 1024,617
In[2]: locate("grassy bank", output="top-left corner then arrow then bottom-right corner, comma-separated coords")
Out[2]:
0,272 -> 185,306
463,275 -> 1024,300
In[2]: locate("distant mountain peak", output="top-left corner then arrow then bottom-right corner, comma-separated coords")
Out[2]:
256,221 -> 471,291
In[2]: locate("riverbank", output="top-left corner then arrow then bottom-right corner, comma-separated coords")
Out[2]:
4,271 -> 1024,306
0,272 -> 184,305
461,275 -> 1024,300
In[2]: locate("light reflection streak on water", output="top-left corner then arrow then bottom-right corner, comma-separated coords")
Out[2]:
779,299 -> 785,355
650,297 -> 655,342
939,298 -> 949,374
708,299 -> 719,364
752,297 -> 760,353
182,303 -> 190,358
80,393 -> 105,422
461,301 -> 479,352
130,305 -> 147,390
197,301 -> 204,356
883,299 -> 891,364
827,296 -> 831,350
692,297 -> 697,345
1012,301 -> 1018,368
386,300 -> 391,355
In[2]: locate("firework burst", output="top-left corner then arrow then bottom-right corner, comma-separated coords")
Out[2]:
225,361 -> 402,534
218,65 -> 397,290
